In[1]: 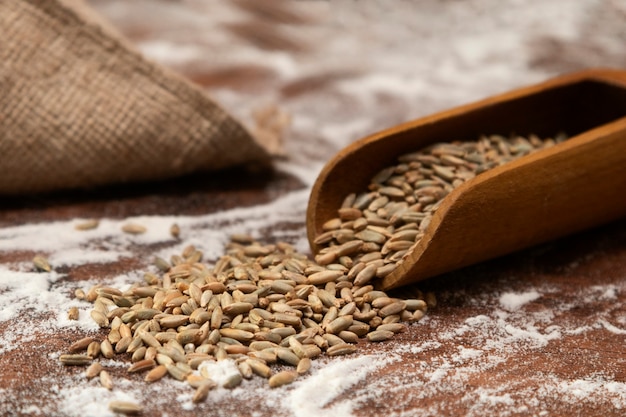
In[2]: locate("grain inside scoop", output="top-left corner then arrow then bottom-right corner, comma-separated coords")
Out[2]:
307,69 -> 626,290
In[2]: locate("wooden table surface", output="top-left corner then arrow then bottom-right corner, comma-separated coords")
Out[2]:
2,1 -> 626,416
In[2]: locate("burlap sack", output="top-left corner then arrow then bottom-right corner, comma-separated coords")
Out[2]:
0,0 -> 271,195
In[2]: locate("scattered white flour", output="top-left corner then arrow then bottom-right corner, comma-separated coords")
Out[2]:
454,346 -> 483,362
593,285 -> 618,300
197,359 -> 241,388
3,0 -> 626,415
56,385 -> 122,417
557,378 -> 626,408
58,379 -> 149,417
0,268 -> 100,354
499,290 -> 541,311
286,355 -> 396,417
599,320 -> 626,335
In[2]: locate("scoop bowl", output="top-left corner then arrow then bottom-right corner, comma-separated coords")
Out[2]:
307,69 -> 626,290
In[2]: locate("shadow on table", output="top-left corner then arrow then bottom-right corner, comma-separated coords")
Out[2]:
0,165 -> 305,227
398,216 -> 626,302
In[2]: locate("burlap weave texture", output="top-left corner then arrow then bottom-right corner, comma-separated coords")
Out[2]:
0,0 -> 270,195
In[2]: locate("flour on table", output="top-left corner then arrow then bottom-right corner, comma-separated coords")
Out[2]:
499,290 -> 541,311
2,0 -> 626,415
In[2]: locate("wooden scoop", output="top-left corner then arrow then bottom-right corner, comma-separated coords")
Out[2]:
307,68 -> 626,290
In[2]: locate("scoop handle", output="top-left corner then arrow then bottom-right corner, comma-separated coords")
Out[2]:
589,68 -> 626,84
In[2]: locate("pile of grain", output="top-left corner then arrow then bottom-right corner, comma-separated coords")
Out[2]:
55,132 -> 565,414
